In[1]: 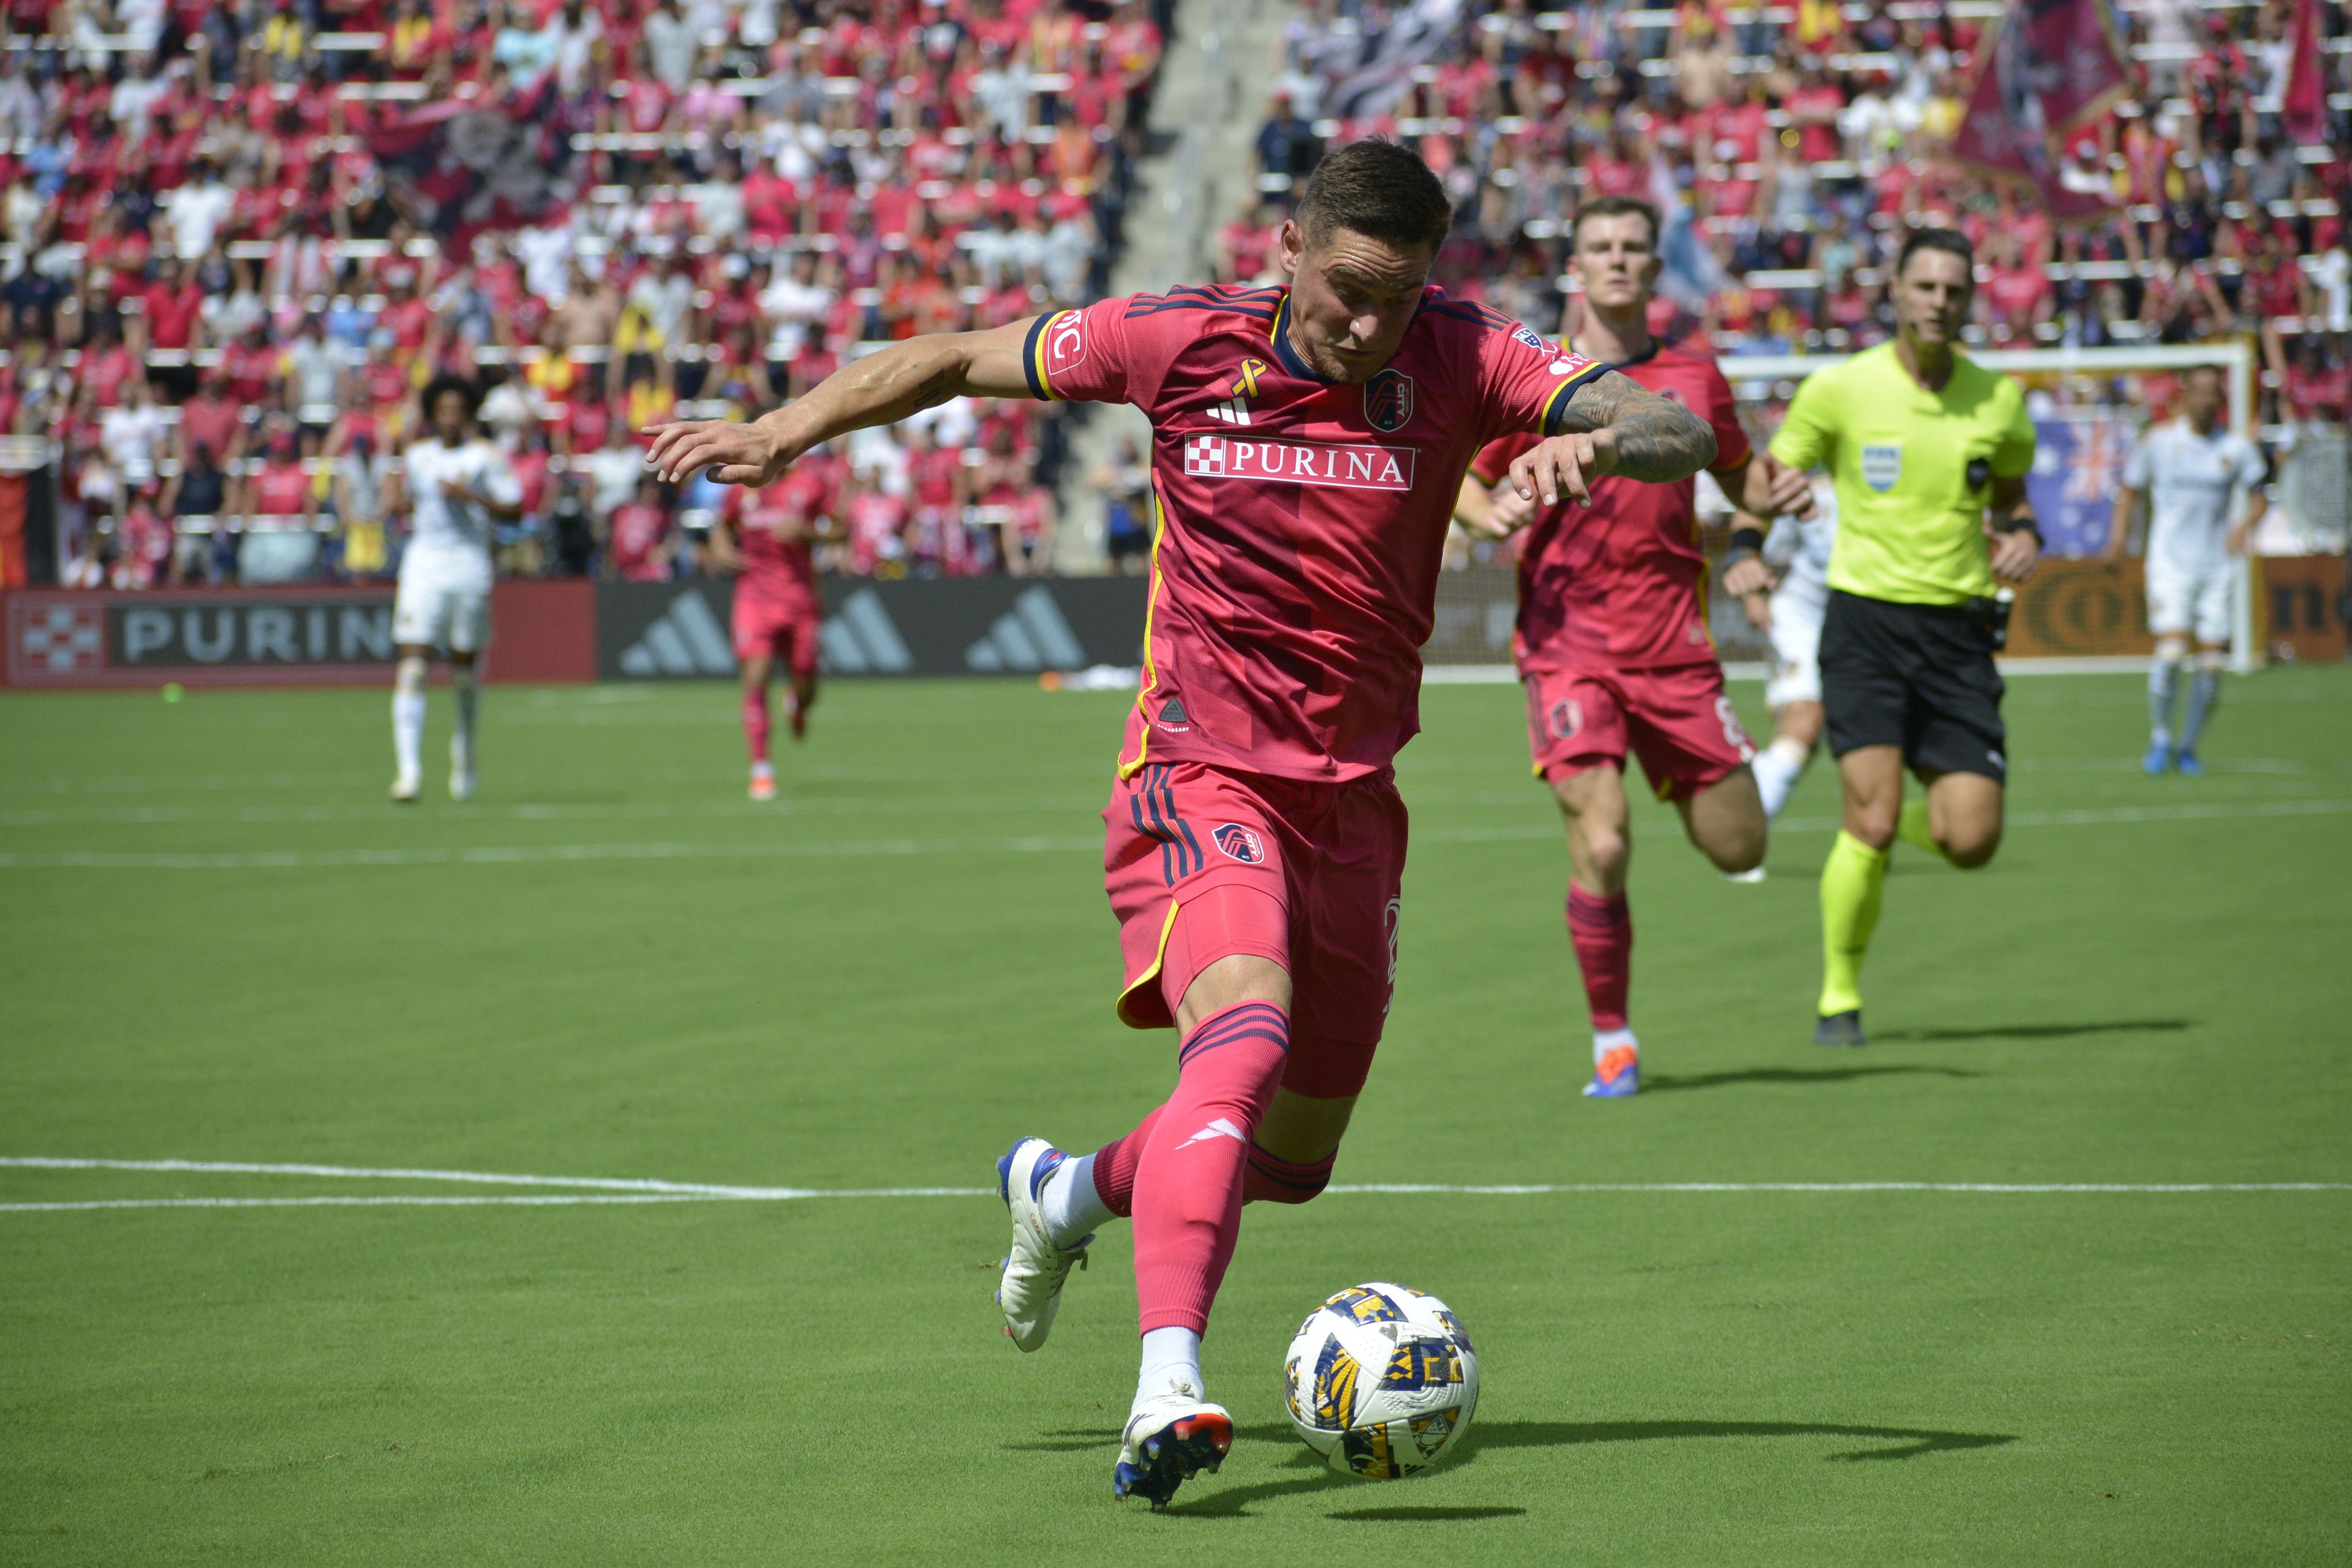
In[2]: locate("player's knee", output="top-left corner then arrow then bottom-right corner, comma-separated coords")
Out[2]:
2195,647 -> 2226,673
1577,824 -> 1631,884
394,655 -> 426,695
1844,802 -> 1898,851
2154,635 -> 2188,665
1940,825 -> 2001,869
1706,824 -> 1766,874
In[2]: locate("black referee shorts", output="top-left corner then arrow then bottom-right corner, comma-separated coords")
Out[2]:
1820,589 -> 2007,780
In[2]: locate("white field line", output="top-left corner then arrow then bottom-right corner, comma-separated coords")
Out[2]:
3,797 -> 2347,872
0,1158 -> 2343,1213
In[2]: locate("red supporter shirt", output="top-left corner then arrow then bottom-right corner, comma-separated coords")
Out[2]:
724,482 -> 820,614
1472,340 -> 1750,674
1025,284 -> 1605,781
608,502 -> 670,582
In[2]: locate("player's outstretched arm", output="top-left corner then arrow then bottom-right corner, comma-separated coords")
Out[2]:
1554,368 -> 1718,484
643,316 -> 1044,488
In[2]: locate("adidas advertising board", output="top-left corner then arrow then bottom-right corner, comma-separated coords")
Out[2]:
594,577 -> 1154,679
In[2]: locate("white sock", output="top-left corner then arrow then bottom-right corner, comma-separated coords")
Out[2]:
392,657 -> 426,777
450,666 -> 478,761
1136,1325 -> 1204,1406
1039,1151 -> 1113,1247
1751,734 -> 1811,819
1593,1024 -> 1637,1065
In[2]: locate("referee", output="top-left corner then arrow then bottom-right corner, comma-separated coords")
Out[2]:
1763,228 -> 2041,1046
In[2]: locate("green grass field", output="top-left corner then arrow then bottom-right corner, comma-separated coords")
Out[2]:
3,666 -> 2348,1566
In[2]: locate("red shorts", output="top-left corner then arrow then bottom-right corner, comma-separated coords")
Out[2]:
733,595 -> 820,678
1103,761 -> 1405,1097
1521,661 -> 1754,801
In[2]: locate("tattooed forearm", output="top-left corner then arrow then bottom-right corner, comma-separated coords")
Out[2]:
1559,368 -> 1718,483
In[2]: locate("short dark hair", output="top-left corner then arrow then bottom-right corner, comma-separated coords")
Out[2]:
1570,195 -> 1662,250
421,372 -> 483,423
1896,226 -> 1975,279
1295,138 -> 1453,255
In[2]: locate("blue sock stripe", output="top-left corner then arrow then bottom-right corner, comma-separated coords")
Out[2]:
1246,1147 -> 1332,1189
1177,1003 -> 1290,1065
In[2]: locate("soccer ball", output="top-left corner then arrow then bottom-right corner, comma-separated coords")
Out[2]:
1282,1282 -> 1479,1479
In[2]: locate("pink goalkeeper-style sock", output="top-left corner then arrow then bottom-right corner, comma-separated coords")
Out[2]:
1089,1106 -> 1161,1219
1130,1001 -> 1289,1338
1567,886 -> 1632,1033
742,688 -> 772,764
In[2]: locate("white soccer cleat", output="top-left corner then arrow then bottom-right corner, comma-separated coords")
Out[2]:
994,1136 -> 1090,1353
749,762 -> 777,801
391,769 -> 421,804
1114,1385 -> 1233,1509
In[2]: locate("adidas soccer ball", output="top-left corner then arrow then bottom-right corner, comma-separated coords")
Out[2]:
1282,1282 -> 1479,1479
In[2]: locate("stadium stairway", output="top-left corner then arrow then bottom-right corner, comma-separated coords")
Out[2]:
1055,0 -> 1287,572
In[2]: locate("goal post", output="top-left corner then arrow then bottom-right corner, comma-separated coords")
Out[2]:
1719,340 -> 2261,673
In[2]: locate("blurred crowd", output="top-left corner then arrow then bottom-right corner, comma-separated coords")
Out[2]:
1226,0 -> 2350,429
2,0 -> 1166,589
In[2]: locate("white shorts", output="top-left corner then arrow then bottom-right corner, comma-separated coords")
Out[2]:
1765,590 -> 1825,710
2145,559 -> 2232,646
393,572 -> 491,654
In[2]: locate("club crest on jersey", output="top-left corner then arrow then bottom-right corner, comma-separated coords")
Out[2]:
1207,358 -> 1268,426
1549,698 -> 1583,740
1862,443 -> 1902,492
1212,823 -> 1265,864
1362,368 -> 1415,432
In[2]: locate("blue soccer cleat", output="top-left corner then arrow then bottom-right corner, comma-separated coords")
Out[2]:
1113,1390 -> 1232,1510
1583,1045 -> 1639,1098
2175,750 -> 2205,778
2141,739 -> 2171,775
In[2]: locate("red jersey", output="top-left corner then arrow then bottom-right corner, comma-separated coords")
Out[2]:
1027,284 -> 1606,780
723,483 -> 820,613
1472,340 -> 1750,674
608,502 -> 670,582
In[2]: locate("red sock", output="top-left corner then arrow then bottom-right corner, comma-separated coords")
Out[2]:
1131,1002 -> 1289,1337
1566,886 -> 1631,1032
1088,1106 -> 1161,1219
742,688 -> 771,764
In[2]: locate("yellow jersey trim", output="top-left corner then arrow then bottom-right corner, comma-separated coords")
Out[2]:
1115,478 -> 1174,780
1115,899 -> 1183,1029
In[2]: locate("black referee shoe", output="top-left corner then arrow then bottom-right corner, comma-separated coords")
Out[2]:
1814,1009 -> 1866,1048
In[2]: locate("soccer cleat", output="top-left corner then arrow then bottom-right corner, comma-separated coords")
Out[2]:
1583,1044 -> 1639,1098
1722,865 -> 1767,883
391,770 -> 420,804
1113,1389 -> 1232,1510
2142,739 -> 2171,775
1814,1009 -> 1866,1048
994,1137 -> 1090,1353
749,763 -> 777,802
2174,750 -> 2205,778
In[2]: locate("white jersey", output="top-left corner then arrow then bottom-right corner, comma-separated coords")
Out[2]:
1763,480 -> 1838,616
400,437 -> 519,589
2124,420 -> 2264,577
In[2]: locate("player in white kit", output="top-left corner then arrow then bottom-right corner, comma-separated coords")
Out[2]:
1721,478 -> 1837,826
383,375 -> 522,802
2104,366 -> 2267,777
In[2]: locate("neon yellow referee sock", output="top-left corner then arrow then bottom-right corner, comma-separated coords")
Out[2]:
1819,830 -> 1889,1016
1896,798 -> 1948,861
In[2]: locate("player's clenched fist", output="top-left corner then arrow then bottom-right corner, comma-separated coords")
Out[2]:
641,418 -> 793,488
1510,429 -> 1619,508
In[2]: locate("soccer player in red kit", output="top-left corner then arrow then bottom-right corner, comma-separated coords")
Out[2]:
1455,196 -> 1814,1099
643,141 -> 1717,1509
707,472 -> 824,800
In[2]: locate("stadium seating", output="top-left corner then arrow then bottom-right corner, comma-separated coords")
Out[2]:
1238,0 -> 2347,419
2,0 -> 1166,587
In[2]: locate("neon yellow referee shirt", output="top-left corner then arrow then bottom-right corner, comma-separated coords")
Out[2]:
1768,342 -> 2036,606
